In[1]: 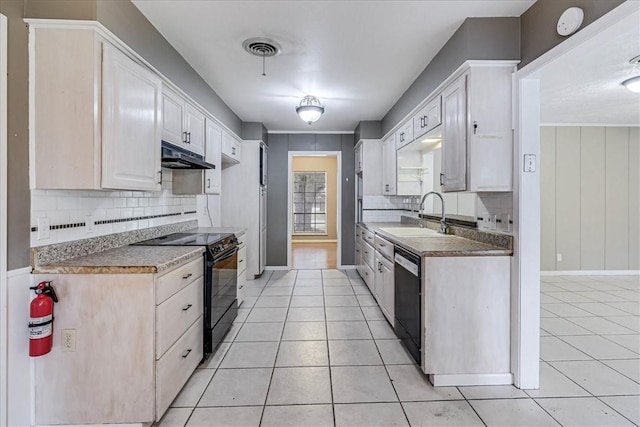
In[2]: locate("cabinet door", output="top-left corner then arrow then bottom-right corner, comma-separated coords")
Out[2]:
374,253 -> 383,304
395,121 -> 414,150
382,136 -> 397,195
441,74 -> 467,192
102,44 -> 162,191
161,88 -> 185,147
221,130 -> 240,162
380,256 -> 394,324
413,96 -> 442,139
260,187 -> 267,273
204,118 -> 222,194
355,145 -> 363,174
185,104 -> 205,155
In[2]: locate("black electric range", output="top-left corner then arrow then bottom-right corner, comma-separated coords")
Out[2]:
134,231 -> 238,356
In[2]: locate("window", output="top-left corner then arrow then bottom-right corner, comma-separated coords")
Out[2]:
293,172 -> 327,234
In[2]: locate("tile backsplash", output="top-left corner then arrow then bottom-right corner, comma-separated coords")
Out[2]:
476,193 -> 513,233
362,195 -> 420,223
31,169 -> 199,247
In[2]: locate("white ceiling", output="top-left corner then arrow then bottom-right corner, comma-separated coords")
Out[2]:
539,10 -> 640,126
132,0 -> 534,132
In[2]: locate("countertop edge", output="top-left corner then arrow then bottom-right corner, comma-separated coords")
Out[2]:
360,222 -> 513,257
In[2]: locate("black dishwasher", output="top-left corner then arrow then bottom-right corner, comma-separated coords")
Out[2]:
394,247 -> 422,365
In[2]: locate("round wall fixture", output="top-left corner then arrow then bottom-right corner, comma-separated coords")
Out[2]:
557,7 -> 584,36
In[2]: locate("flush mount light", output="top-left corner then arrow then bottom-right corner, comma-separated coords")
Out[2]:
296,95 -> 325,124
623,76 -> 640,93
421,137 -> 441,144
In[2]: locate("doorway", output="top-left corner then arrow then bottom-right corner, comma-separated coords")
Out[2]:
513,3 -> 639,389
287,152 -> 341,269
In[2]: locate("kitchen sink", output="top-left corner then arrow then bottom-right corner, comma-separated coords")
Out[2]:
379,227 -> 442,237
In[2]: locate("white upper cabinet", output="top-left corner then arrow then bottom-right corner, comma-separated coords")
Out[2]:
221,130 -> 241,163
160,88 -> 185,147
204,118 -> 222,194
102,44 -> 162,191
381,135 -> 396,195
395,120 -> 414,150
441,74 -> 468,192
441,64 -> 516,192
413,96 -> 442,140
355,139 -> 383,196
29,26 -> 161,191
355,144 -> 363,174
185,104 -> 205,155
160,87 -> 205,156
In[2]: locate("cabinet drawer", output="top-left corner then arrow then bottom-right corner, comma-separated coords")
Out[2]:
374,235 -> 394,261
362,228 -> 375,246
362,241 -> 375,270
237,270 -> 246,306
237,245 -> 247,275
156,277 -> 204,358
361,261 -> 375,291
236,232 -> 247,247
156,257 -> 203,305
156,317 -> 203,420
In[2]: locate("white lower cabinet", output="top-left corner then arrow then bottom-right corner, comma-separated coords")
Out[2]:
237,233 -> 247,305
32,256 -> 205,425
373,235 -> 395,325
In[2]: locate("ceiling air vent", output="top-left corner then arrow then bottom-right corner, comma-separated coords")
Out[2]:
242,38 -> 281,58
629,55 -> 640,65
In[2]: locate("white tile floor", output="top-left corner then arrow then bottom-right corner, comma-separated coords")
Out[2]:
158,272 -> 640,427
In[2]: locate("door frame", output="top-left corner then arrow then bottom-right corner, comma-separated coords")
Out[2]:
1,12 -> 9,426
287,151 -> 342,269
511,1 -> 637,389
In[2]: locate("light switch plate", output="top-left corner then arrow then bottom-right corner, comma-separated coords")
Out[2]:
524,154 -> 536,172
37,217 -> 50,240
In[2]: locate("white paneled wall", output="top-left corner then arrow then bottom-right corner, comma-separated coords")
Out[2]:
31,169 -> 198,247
541,126 -> 640,272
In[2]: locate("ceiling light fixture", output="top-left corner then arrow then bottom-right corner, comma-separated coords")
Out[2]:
622,76 -> 640,93
296,95 -> 325,124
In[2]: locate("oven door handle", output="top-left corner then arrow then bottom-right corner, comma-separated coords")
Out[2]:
211,247 -> 238,262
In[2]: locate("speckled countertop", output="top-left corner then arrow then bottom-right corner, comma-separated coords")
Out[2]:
360,222 -> 512,257
32,246 -> 205,275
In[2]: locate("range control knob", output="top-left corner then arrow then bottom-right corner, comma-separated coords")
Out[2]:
213,246 -> 221,253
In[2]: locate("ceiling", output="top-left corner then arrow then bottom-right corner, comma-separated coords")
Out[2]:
539,10 -> 640,126
132,0 -> 534,132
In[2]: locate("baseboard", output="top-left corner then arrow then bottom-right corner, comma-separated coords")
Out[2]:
338,265 -> 356,270
428,372 -> 513,387
264,266 -> 291,271
541,270 -> 640,276
291,239 -> 337,244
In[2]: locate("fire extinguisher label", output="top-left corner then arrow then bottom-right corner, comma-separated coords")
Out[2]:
29,314 -> 53,339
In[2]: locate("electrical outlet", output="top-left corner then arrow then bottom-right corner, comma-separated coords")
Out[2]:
37,217 -> 50,240
62,329 -> 76,352
85,215 -> 94,233
507,214 -> 513,233
491,215 -> 498,231
557,253 -> 563,262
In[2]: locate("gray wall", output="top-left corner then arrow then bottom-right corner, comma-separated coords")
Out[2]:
354,121 -> 382,142
540,126 -> 640,271
2,0 -> 33,269
520,0 -> 625,68
266,134 -> 355,266
242,122 -> 269,145
381,17 -> 520,135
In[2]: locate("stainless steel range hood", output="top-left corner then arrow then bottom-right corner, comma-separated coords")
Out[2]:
161,142 -> 214,169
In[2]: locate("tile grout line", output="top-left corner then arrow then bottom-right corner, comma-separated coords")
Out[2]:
321,269 -> 338,427
257,270 -> 296,426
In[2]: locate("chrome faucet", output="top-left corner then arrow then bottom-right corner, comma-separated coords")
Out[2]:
419,191 -> 448,234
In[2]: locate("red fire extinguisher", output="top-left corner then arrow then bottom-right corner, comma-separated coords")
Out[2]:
29,281 -> 58,357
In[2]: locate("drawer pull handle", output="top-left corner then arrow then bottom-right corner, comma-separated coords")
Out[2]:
182,304 -> 193,311
379,243 -> 386,247
181,349 -> 192,358
239,259 -> 244,263
182,273 -> 193,280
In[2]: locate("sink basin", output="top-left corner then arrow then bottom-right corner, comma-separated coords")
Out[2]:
379,227 -> 441,237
